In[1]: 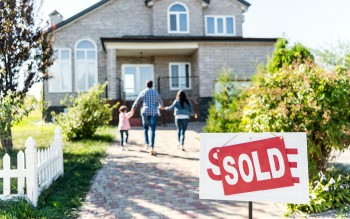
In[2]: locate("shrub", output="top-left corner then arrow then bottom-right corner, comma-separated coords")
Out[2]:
204,69 -> 246,133
286,165 -> 350,215
241,62 -> 350,177
53,83 -> 118,140
267,38 -> 314,73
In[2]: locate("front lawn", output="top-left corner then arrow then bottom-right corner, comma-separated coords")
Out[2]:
0,110 -> 115,218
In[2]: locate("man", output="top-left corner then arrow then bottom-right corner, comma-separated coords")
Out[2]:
131,80 -> 163,156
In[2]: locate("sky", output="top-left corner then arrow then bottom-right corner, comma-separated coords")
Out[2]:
30,0 -> 350,98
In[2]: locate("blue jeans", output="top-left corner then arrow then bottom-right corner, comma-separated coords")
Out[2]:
175,118 -> 189,145
119,130 -> 128,146
141,114 -> 158,148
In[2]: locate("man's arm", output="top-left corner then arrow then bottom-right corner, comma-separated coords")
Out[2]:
131,92 -> 143,113
157,93 -> 163,109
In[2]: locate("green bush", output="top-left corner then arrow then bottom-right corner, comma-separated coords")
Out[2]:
242,62 -> 350,176
53,83 -> 118,140
204,69 -> 246,133
287,165 -> 350,215
267,38 -> 314,73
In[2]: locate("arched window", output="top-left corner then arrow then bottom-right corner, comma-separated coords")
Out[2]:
75,39 -> 98,92
168,3 -> 189,33
48,48 -> 72,93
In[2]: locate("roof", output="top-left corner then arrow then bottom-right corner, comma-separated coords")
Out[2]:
145,0 -> 250,7
54,0 -> 110,29
101,36 -> 276,51
49,10 -> 63,17
53,0 -> 250,30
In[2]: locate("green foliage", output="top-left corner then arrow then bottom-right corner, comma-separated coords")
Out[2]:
314,40 -> 350,71
242,62 -> 350,176
286,165 -> 350,216
53,83 -> 118,141
204,69 -> 246,132
0,198 -> 44,219
0,0 -> 54,152
0,94 -> 37,152
267,38 -> 314,73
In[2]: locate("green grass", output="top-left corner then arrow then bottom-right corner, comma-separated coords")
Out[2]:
0,110 -> 116,218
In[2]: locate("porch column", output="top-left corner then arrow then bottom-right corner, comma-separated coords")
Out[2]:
107,49 -> 117,99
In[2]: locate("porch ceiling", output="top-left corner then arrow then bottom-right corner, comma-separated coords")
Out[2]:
103,42 -> 199,56
117,48 -> 197,56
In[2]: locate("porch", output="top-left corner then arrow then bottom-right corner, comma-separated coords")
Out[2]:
108,75 -> 200,126
102,38 -> 202,125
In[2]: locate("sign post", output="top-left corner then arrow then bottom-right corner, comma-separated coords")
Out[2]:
249,201 -> 252,219
200,133 -> 309,209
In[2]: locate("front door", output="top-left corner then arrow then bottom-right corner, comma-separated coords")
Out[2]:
122,64 -> 154,100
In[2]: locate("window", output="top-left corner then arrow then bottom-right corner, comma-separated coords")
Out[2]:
122,64 -> 154,100
169,63 -> 191,90
75,39 -> 98,92
48,49 -> 72,92
168,3 -> 189,33
205,16 -> 235,36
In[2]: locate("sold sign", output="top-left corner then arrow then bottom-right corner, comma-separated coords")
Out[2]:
215,137 -> 293,195
200,133 -> 309,204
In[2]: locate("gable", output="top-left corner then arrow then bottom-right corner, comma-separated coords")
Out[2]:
54,0 -> 110,30
53,0 -> 250,30
145,0 -> 250,7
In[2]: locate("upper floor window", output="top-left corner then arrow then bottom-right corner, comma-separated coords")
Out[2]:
75,39 -> 98,92
168,3 -> 189,33
205,16 -> 235,36
48,48 -> 72,93
169,63 -> 191,90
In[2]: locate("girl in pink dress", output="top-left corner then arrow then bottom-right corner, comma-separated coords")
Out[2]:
118,105 -> 133,150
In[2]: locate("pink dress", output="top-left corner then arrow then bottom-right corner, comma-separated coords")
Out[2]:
118,112 -> 133,131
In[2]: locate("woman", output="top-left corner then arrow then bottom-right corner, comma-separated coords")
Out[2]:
163,90 -> 197,151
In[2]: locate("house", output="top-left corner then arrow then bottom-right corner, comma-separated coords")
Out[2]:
45,0 -> 276,123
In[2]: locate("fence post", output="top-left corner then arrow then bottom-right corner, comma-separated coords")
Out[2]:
54,127 -> 64,176
25,137 -> 38,207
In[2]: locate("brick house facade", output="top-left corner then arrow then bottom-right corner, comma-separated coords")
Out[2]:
45,0 -> 276,123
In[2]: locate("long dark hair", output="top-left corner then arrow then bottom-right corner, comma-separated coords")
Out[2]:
176,90 -> 190,108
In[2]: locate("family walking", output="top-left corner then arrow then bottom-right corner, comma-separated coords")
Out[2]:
117,80 -> 197,156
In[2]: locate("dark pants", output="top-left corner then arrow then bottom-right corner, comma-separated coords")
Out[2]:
175,118 -> 189,145
119,130 -> 129,146
141,114 -> 158,148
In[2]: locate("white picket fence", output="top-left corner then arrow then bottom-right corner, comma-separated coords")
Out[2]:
0,127 -> 64,207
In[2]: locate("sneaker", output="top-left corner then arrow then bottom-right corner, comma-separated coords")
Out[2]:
150,149 -> 156,156
180,145 -> 185,151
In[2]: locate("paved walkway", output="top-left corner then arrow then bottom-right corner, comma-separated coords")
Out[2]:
77,123 -> 349,219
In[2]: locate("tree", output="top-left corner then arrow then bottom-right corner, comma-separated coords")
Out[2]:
204,69 -> 245,133
314,40 -> 350,71
267,38 -> 314,73
0,0 -> 54,152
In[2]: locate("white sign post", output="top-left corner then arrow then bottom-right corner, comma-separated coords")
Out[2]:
200,133 -> 309,204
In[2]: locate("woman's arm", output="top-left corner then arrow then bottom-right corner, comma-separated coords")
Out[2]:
164,100 -> 177,111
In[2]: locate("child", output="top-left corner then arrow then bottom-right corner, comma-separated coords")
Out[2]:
118,105 -> 133,150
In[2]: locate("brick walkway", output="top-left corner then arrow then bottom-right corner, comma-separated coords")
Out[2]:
77,122 -> 349,219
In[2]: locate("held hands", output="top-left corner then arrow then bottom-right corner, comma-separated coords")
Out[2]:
159,106 -> 164,110
194,113 -> 198,119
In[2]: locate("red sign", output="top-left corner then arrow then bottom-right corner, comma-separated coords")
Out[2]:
214,137 -> 294,195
